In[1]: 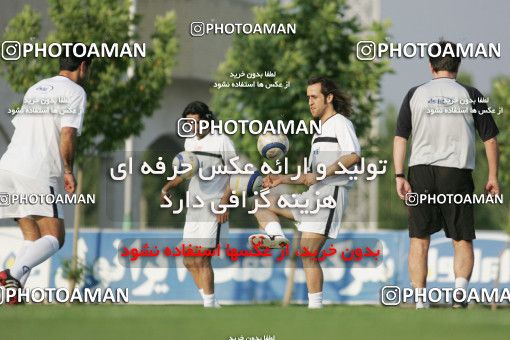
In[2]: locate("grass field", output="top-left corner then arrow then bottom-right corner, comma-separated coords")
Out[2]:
1,305 -> 510,340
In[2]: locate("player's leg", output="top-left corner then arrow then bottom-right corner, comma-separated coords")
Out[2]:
182,212 -> 222,307
184,254 -> 219,308
181,214 -> 208,301
15,218 -> 42,286
18,218 -> 41,241
300,231 -> 327,309
249,194 -> 292,248
295,185 -> 346,308
183,255 -> 202,290
407,165 -> 441,309
0,173 -> 55,302
452,239 -> 473,307
183,255 -> 220,307
1,216 -> 62,304
408,236 -> 430,288
0,173 -> 26,294
0,218 -> 38,303
196,220 -> 224,308
9,216 -> 63,283
408,236 -> 430,308
197,255 -> 219,307
408,236 -> 430,294
197,256 -> 214,294
435,165 -> 475,308
254,194 -> 295,224
452,240 -> 474,280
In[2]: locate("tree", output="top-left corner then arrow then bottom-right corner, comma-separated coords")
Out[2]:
376,104 -> 407,229
210,0 -> 391,304
1,0 -> 178,157
211,0 -> 391,166
488,75 -> 510,310
490,76 -> 510,231
1,0 -> 179,290
490,77 -> 510,186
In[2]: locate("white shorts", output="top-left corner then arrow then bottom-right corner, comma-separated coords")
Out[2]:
282,185 -> 349,239
182,198 -> 229,249
0,170 -> 64,220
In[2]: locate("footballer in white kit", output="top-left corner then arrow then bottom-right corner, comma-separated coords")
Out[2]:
161,101 -> 236,308
249,77 -> 361,309
0,48 -> 91,304
181,127 -> 236,249
282,112 -> 360,238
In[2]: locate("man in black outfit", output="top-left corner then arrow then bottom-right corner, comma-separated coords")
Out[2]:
393,40 -> 500,309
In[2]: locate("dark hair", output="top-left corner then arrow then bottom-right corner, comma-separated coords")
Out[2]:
59,44 -> 93,71
182,101 -> 215,121
429,40 -> 461,73
307,76 -> 352,117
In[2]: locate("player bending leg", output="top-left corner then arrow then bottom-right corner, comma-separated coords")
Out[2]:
0,48 -> 91,304
249,77 -> 361,309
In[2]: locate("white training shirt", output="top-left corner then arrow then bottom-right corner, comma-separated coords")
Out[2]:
308,113 -> 361,189
0,75 -> 86,185
184,132 -> 237,201
396,78 -> 499,169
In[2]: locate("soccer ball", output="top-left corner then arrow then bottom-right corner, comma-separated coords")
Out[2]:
230,170 -> 263,197
172,151 -> 199,179
257,133 -> 289,160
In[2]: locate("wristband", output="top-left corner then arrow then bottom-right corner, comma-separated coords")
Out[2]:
395,173 -> 405,179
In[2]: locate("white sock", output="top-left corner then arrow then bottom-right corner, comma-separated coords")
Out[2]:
15,240 -> 34,286
10,235 -> 60,281
308,292 -> 323,309
199,288 -> 204,298
415,288 -> 429,309
416,301 -> 430,309
203,293 -> 216,308
455,277 -> 468,291
265,221 -> 284,237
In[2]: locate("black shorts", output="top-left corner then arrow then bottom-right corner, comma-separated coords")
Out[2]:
407,165 -> 475,241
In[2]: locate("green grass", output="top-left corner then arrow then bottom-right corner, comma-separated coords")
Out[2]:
1,304 -> 509,340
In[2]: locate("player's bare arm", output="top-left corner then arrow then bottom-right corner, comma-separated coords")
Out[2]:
484,136 -> 500,196
216,184 -> 232,224
60,127 -> 77,194
160,176 -> 185,204
324,152 -> 362,177
393,135 -> 412,200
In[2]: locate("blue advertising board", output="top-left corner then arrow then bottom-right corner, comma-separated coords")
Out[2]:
1,227 -> 508,304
